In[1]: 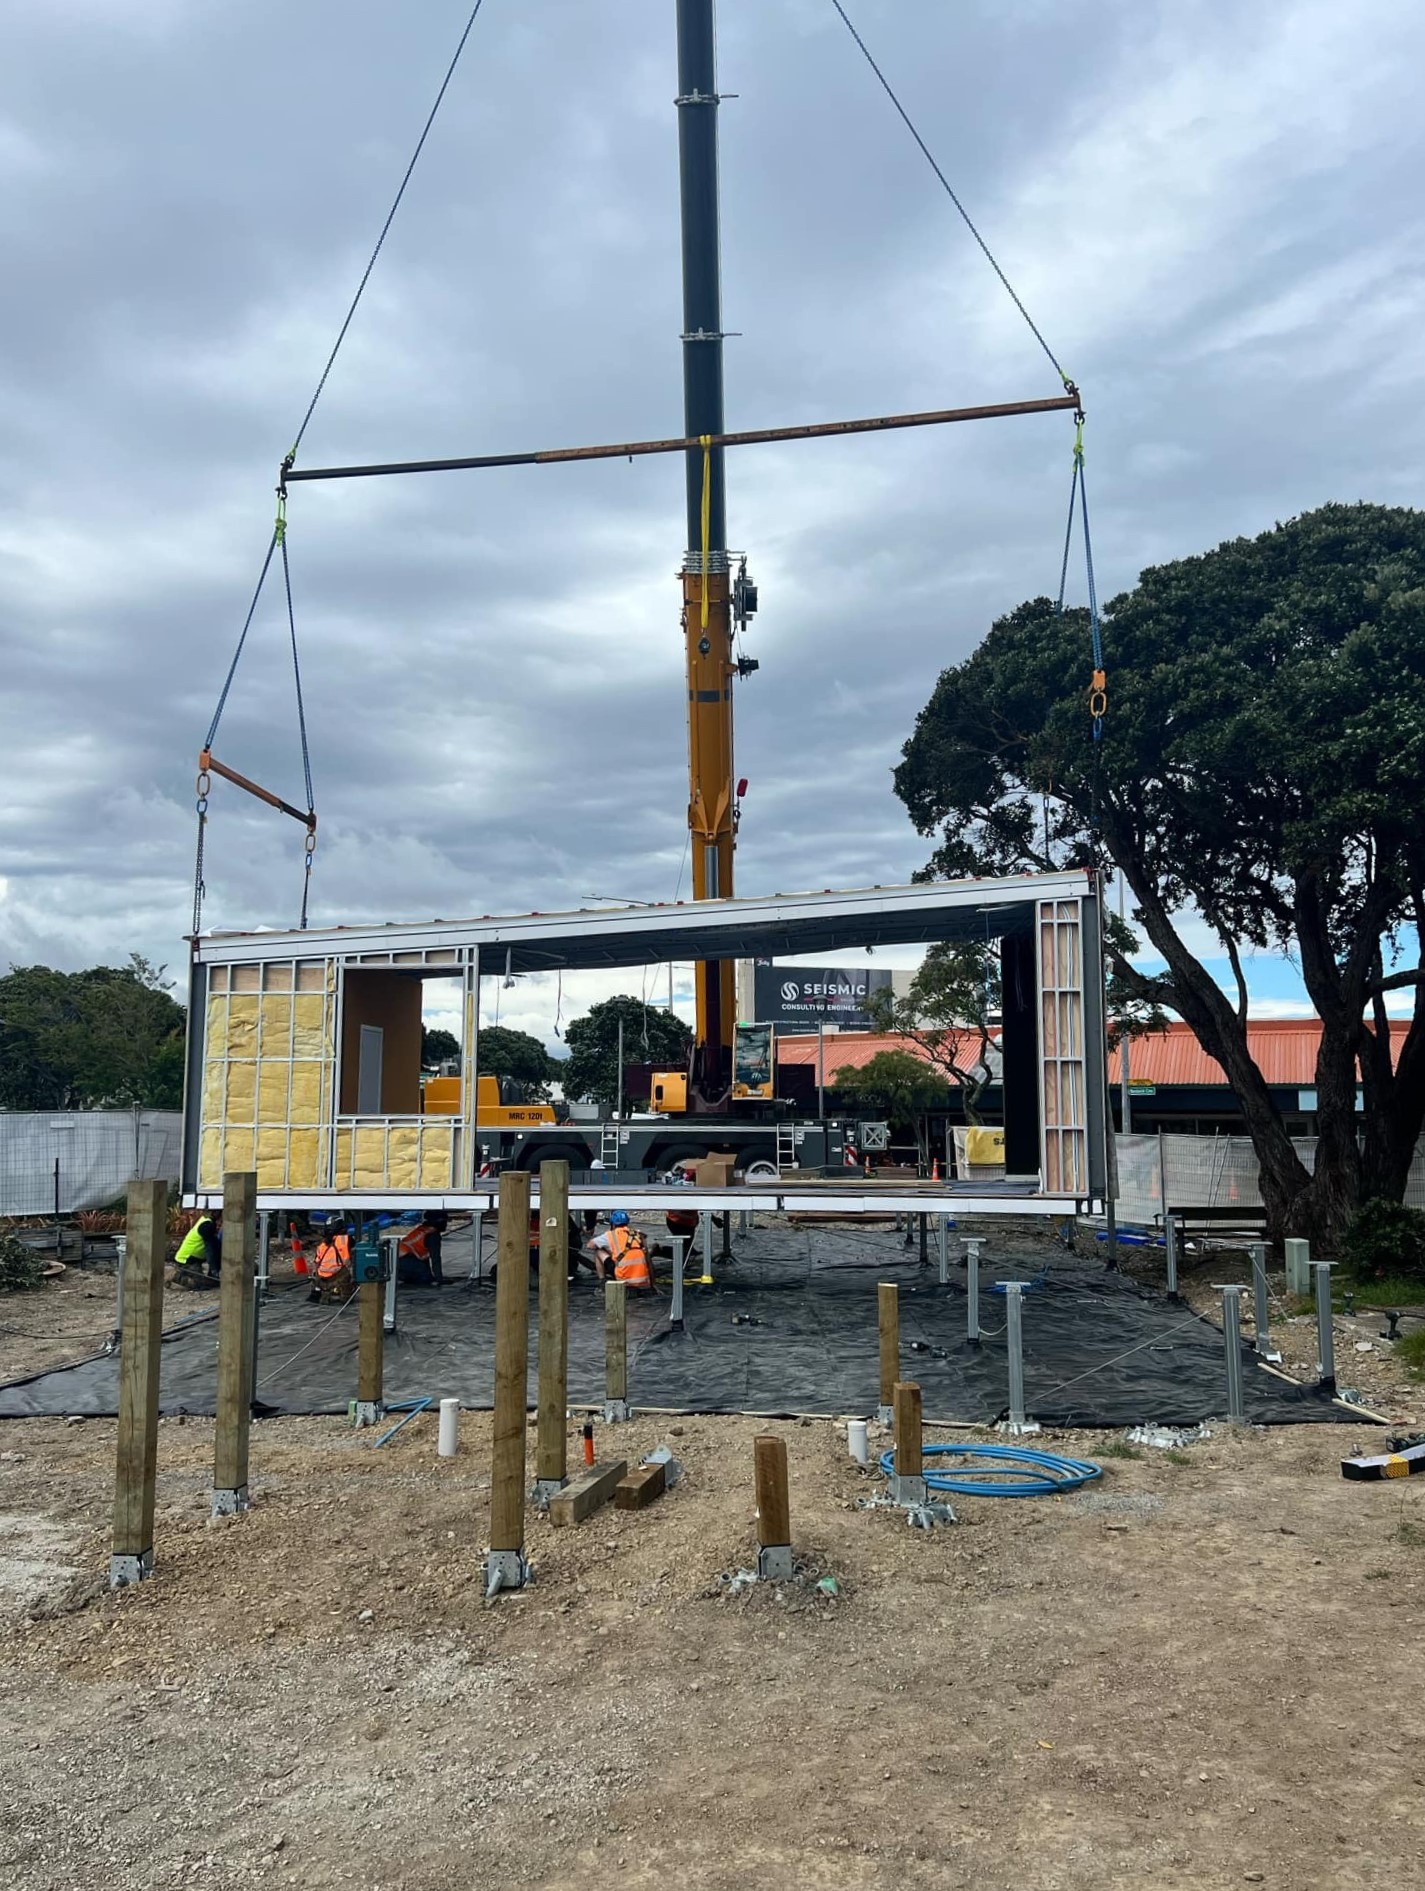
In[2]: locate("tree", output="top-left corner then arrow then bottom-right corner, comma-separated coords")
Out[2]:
866,926 -> 1166,1125
864,943 -> 998,1123
0,955 -> 186,1109
893,503 -> 1425,1245
474,1024 -> 563,1098
562,997 -> 693,1115
832,1050 -> 952,1170
420,1027 -> 461,1072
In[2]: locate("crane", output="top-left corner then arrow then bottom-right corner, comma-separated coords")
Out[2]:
215,0 -> 1085,1136
675,0 -> 745,1104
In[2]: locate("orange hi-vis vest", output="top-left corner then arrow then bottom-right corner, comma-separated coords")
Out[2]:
607,1224 -> 651,1288
315,1233 -> 352,1279
398,1224 -> 432,1261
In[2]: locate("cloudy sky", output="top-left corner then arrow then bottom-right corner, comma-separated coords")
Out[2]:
2,0 -> 1422,1045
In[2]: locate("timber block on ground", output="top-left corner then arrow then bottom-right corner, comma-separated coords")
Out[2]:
614,1461 -> 666,1511
548,1459 -> 628,1528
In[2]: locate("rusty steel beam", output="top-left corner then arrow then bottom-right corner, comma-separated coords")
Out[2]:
199,751 -> 314,829
280,392 -> 1082,485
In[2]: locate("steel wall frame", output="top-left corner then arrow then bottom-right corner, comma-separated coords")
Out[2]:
184,873 -> 1107,1213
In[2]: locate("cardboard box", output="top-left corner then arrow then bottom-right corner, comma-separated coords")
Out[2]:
694,1155 -> 737,1188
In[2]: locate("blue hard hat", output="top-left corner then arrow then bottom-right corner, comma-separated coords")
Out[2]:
609,1210 -> 630,1228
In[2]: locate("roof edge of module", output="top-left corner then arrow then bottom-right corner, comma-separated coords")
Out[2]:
190,868 -> 1094,967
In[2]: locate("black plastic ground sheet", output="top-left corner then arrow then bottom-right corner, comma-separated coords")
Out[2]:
0,1223 -> 1356,1427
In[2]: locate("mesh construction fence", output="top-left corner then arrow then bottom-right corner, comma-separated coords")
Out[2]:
0,1111 -> 182,1218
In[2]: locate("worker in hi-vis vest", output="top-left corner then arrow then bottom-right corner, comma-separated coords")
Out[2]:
588,1211 -> 651,1287
309,1226 -> 353,1303
173,1212 -> 221,1289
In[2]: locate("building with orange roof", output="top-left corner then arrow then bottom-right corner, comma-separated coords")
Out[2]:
777,1017 -> 1406,1135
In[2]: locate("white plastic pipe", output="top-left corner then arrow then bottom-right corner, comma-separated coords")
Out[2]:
847,1418 -> 869,1466
437,1397 -> 460,1458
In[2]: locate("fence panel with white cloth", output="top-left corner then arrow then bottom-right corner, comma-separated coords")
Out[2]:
1115,1130 -> 1425,1227
0,1111 -> 182,1217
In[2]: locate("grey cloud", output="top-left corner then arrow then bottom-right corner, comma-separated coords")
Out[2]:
2,0 -> 1422,1035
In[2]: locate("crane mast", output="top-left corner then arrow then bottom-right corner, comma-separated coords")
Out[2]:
676,0 -> 743,1101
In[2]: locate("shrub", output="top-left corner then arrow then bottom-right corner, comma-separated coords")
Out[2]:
1341,1201 -> 1425,1285
1396,1329 -> 1425,1379
0,1231 -> 46,1294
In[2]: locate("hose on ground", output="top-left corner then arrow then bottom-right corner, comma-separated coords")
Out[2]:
878,1441 -> 1102,1497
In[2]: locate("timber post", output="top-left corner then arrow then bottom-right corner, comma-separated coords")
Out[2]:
754,1434 -> 793,1580
354,1279 -> 384,1427
877,1281 -> 898,1425
890,1380 -> 927,1506
534,1159 -> 571,1501
110,1177 -> 167,1588
604,1280 -> 629,1422
486,1169 -> 532,1596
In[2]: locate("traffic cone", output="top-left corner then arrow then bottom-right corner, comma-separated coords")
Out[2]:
290,1219 -> 310,1277
931,1158 -> 940,1182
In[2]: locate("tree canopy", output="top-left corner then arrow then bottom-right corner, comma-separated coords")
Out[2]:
420,1026 -> 461,1071
864,944 -> 999,1123
866,931 -> 1163,1127
895,504 -> 1425,1242
0,956 -> 186,1110
832,1050 -> 952,1167
475,1024 -> 563,1098
562,997 -> 692,1114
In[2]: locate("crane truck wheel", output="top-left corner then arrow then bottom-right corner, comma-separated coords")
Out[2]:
655,1145 -> 718,1175
503,1146 -> 590,1174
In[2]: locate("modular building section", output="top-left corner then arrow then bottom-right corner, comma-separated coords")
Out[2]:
182,872 -> 1108,1210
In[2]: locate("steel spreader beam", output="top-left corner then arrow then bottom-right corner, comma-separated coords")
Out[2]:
280,394 -> 1082,486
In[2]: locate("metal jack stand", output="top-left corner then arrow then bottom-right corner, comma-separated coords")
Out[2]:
995,1283 -> 1040,1436
382,1235 -> 399,1334
1313,1262 -> 1337,1393
1164,1214 -> 1181,1301
1215,1284 -> 1246,1424
965,1242 -> 982,1345
936,1215 -> 951,1285
669,1235 -> 691,1331
1248,1242 -> 1281,1361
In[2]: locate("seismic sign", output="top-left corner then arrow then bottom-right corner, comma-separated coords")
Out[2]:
752,962 -> 892,1031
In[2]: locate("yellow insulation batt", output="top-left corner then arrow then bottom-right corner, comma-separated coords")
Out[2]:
331,1123 -> 456,1191
198,963 -> 337,1190
421,1128 -> 454,1187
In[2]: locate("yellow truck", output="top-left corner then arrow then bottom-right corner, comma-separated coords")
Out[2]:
422,1073 -> 557,1129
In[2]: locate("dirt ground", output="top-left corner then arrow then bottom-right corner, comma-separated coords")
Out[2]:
3,1259 -> 1425,1891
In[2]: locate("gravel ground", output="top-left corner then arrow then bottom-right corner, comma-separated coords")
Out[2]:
3,1249 -> 1425,1890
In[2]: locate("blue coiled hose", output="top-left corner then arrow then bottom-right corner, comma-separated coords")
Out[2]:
878,1441 -> 1102,1497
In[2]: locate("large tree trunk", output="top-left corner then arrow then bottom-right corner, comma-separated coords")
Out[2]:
1360,999 -> 1425,1203
1295,1010 -> 1364,1249
1117,864 -> 1312,1244
1291,876 -> 1393,1249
